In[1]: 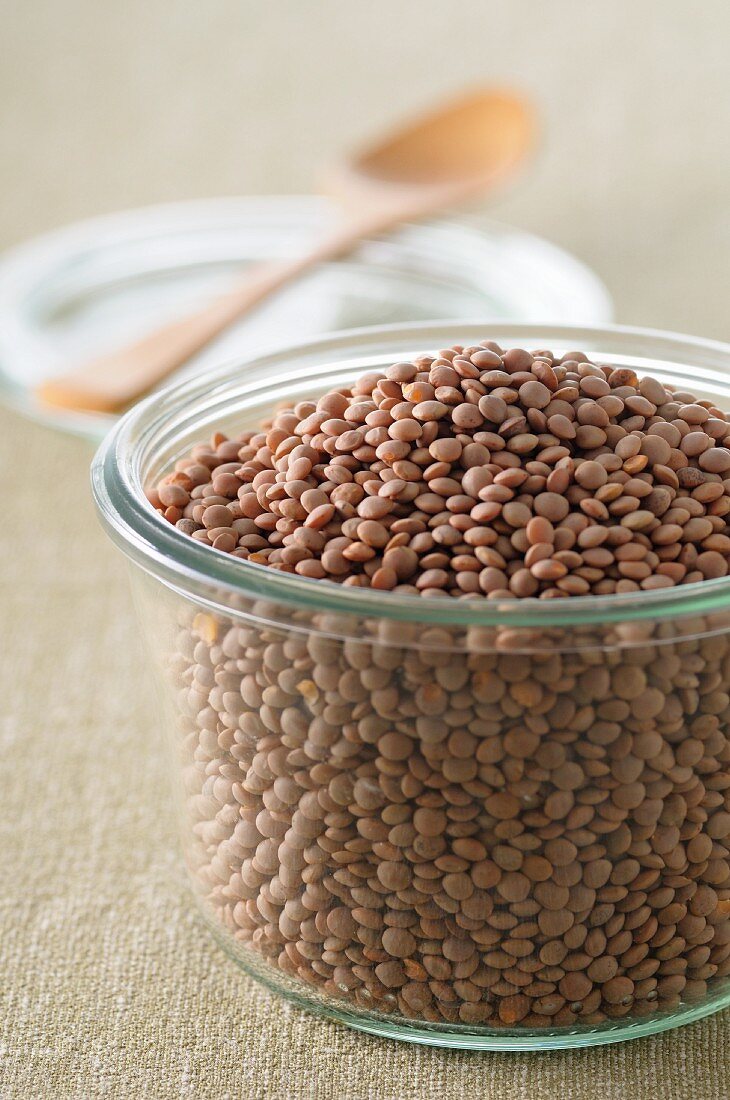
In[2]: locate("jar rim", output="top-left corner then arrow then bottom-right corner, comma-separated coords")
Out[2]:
91,320 -> 730,628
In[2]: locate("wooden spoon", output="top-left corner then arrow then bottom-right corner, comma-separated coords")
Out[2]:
37,89 -> 534,413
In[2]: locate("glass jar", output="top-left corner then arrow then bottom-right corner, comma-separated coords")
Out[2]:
92,323 -> 730,1050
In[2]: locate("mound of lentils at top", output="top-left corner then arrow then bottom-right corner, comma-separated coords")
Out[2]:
150,343 -> 730,594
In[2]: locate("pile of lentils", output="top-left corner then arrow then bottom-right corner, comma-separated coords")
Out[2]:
150,343 -> 730,597
155,343 -> 730,1031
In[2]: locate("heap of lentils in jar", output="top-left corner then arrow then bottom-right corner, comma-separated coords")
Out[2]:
152,343 -> 730,1031
151,343 -> 730,595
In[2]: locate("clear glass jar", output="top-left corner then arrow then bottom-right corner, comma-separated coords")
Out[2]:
92,323 -> 730,1050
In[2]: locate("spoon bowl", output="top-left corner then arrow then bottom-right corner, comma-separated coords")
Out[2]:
328,89 -> 534,205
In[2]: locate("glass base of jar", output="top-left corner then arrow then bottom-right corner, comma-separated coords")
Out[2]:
204,911 -> 730,1051
329,998 -> 729,1050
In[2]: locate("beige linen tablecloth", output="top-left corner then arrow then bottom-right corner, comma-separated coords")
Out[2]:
0,407 -> 728,1099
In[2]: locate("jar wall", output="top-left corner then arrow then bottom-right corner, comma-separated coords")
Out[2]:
132,567 -> 730,1046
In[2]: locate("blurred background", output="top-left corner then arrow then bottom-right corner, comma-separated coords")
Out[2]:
2,0 -> 729,341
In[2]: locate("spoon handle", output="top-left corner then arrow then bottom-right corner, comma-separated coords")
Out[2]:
35,215 -> 388,414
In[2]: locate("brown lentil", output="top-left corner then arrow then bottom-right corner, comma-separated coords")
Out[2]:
153,343 -> 730,1033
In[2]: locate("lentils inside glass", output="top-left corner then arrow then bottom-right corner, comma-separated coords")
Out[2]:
152,343 -> 730,1033
151,344 -> 730,597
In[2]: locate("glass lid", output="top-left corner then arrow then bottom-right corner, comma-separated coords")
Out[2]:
0,197 -> 613,439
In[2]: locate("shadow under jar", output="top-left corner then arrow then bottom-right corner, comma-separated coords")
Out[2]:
92,323 -> 730,1050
